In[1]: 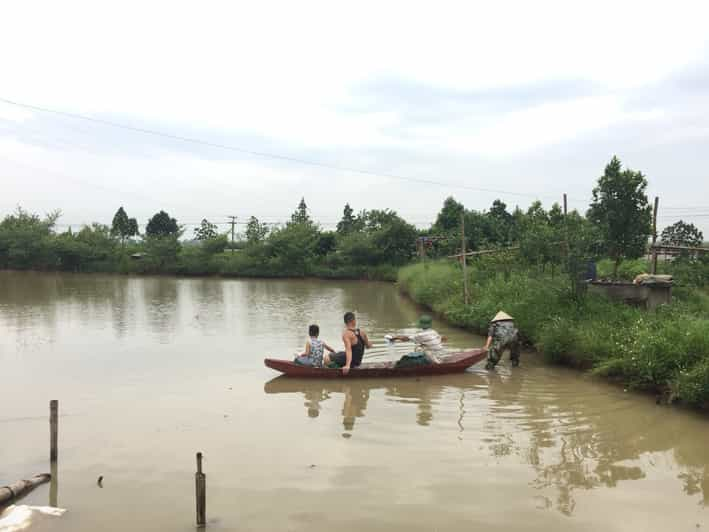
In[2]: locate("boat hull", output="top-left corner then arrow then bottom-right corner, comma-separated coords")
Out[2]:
264,349 -> 486,378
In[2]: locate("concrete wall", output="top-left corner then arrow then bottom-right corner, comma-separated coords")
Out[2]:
587,282 -> 672,310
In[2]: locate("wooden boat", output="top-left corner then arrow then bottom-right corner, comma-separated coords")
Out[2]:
264,348 -> 486,378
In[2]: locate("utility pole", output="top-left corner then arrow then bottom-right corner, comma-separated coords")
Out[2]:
227,216 -> 237,250
651,196 -> 659,274
563,193 -> 567,216
461,213 -> 469,305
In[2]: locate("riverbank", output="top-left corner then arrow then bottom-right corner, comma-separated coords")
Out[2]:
398,261 -> 709,408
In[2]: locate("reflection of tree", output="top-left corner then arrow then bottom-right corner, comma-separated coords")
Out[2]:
679,468 -> 709,506
265,369 -> 709,514
486,369 -> 709,516
189,278 -> 226,335
109,276 -> 132,339
141,277 -> 179,340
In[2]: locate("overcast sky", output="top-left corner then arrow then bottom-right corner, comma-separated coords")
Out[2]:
1,0 -> 708,236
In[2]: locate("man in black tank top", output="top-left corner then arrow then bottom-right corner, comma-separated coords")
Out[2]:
324,311 -> 372,375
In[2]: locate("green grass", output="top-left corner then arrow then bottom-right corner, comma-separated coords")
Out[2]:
398,261 -> 709,407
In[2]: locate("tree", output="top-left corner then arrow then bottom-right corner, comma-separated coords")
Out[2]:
110,207 -> 138,246
266,222 -> 320,275
245,216 -> 269,244
587,156 -> 652,278
433,197 -> 465,233
0,207 -> 60,269
660,221 -> 704,248
488,199 -> 514,244
194,219 -> 218,241
336,203 -> 357,235
290,197 -> 312,225
144,234 -> 181,270
146,210 -> 180,238
338,209 -> 417,265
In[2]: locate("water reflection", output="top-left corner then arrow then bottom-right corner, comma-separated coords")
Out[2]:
265,372 -> 709,515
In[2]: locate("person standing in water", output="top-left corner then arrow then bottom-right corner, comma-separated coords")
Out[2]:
324,312 -> 372,375
483,311 -> 520,370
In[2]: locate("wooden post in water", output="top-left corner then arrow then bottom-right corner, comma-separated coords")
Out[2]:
651,196 -> 659,274
195,452 -> 206,527
460,213 -> 469,305
50,400 -> 58,463
49,399 -> 59,507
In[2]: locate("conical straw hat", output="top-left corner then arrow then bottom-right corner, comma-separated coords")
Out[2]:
491,311 -> 513,322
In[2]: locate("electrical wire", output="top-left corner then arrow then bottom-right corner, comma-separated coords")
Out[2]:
0,97 -> 562,200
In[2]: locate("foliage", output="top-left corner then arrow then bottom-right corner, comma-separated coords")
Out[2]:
0,207 -> 61,269
587,156 -> 652,278
660,220 -> 704,248
194,219 -> 218,241
245,216 -> 269,244
290,197 -> 312,225
433,197 -> 464,233
111,207 -> 139,245
201,234 -> 228,255
336,203 -> 361,235
146,210 -> 180,237
399,260 -> 709,407
144,235 -> 181,271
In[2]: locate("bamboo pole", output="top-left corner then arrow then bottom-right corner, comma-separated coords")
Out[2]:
0,474 -> 51,506
195,452 -> 206,527
651,196 -> 659,274
461,213 -> 469,305
447,246 -> 520,259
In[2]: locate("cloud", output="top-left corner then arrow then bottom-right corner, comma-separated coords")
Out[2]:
1,0 -> 709,234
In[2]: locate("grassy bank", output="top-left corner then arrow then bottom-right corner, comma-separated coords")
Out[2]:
398,261 -> 709,407
58,248 -> 401,281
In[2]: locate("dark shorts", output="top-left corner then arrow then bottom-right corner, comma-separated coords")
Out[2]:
329,351 -> 361,368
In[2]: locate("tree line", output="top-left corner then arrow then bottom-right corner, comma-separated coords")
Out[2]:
0,156 -> 705,280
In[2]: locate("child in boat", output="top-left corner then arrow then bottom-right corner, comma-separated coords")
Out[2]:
294,324 -> 336,368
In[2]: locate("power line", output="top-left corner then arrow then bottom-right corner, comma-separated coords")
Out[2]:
0,97 -> 561,201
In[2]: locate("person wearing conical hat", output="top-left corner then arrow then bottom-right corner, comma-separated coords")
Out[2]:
483,310 -> 520,370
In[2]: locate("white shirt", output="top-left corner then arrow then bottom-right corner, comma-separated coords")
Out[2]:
413,329 -> 444,361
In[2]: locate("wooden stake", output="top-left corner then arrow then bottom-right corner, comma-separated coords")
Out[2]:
195,452 -> 206,527
49,460 -> 58,507
50,400 -> 58,463
461,213 -> 469,305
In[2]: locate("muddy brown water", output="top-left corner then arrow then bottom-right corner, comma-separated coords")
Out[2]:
1,271 -> 708,531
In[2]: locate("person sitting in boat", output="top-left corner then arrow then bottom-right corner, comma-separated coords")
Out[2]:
294,324 -> 336,368
323,312 -> 372,375
483,311 -> 520,370
388,314 -> 447,364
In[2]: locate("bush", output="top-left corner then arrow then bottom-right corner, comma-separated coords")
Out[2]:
398,260 -> 709,407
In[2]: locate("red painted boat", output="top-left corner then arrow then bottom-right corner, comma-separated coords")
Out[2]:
264,348 -> 486,378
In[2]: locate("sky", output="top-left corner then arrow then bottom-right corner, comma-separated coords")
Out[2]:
1,0 -> 709,236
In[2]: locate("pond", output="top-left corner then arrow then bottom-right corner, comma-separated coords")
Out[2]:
1,271 -> 707,531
